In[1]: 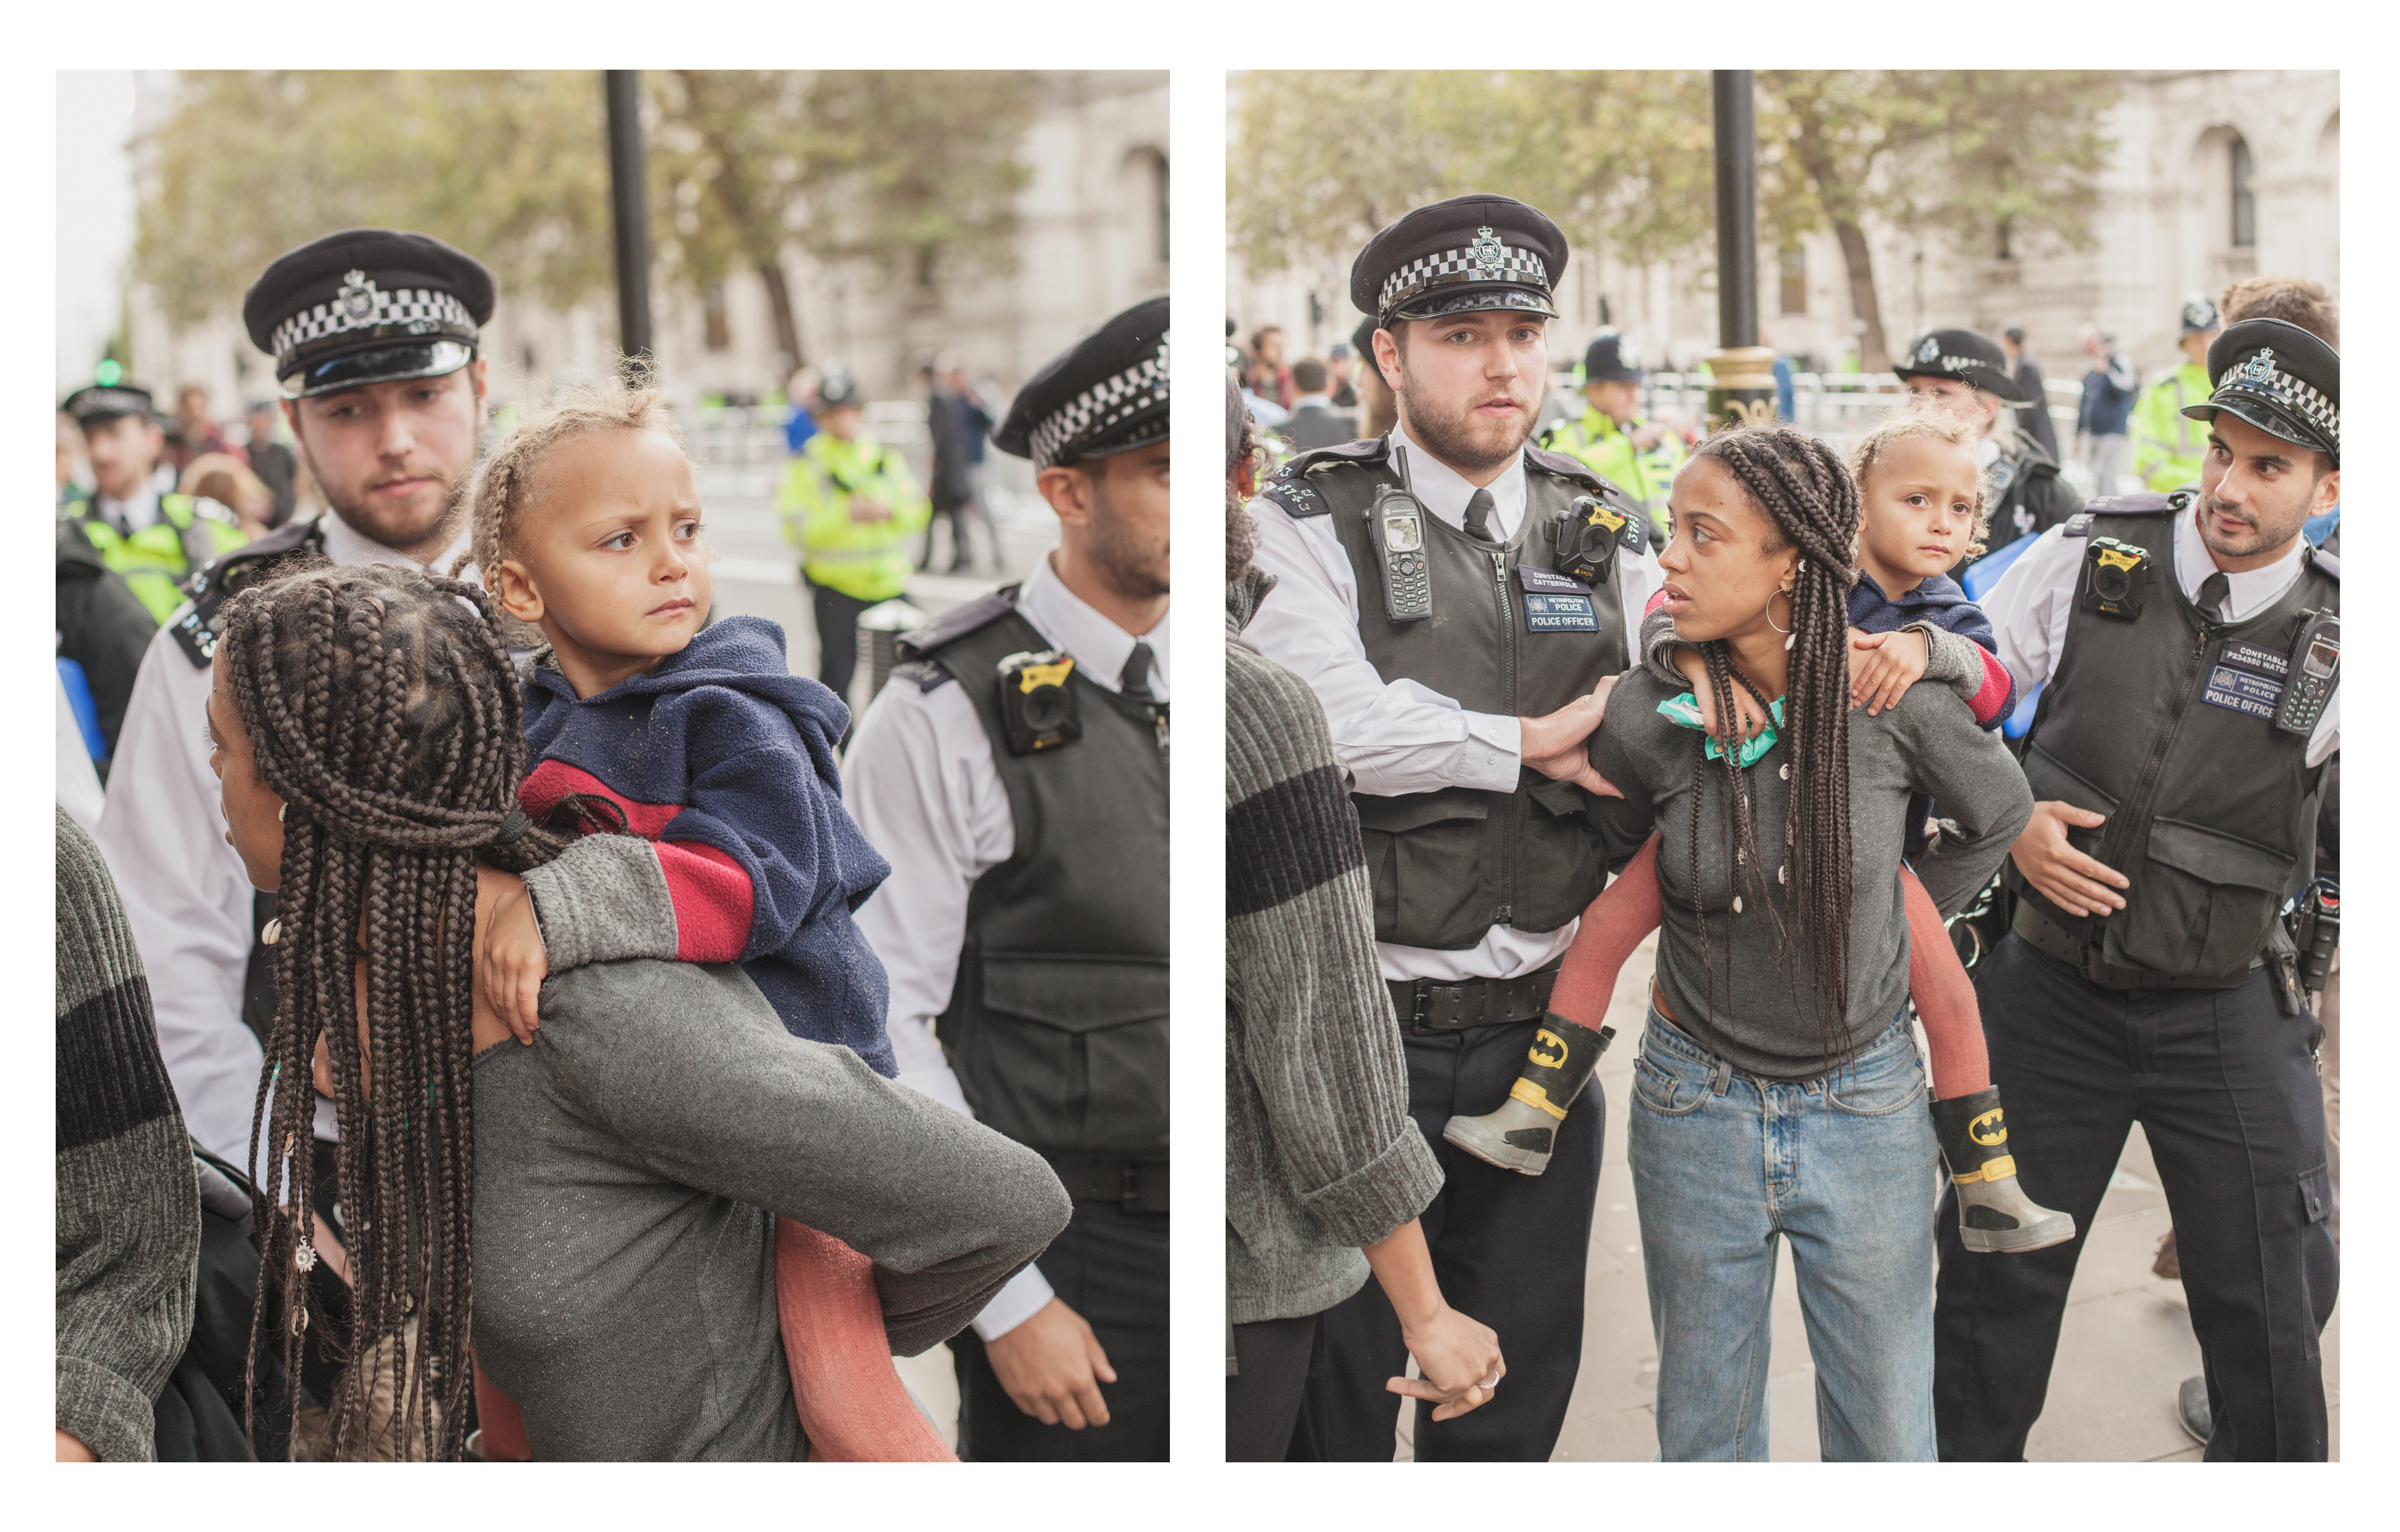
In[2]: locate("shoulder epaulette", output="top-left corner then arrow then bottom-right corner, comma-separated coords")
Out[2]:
2308,544 -> 2340,582
169,519 -> 325,668
1259,436 -> 1388,519
1278,435 -> 1388,476
1524,445 -> 1612,496
889,657 -> 955,692
2080,490 -> 2189,517
895,584 -> 1022,661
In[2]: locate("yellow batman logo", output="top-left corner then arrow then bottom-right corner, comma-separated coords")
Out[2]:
2095,548 -> 2141,573
1016,658 -> 1075,693
1529,1029 -> 1568,1069
1969,1109 -> 2007,1146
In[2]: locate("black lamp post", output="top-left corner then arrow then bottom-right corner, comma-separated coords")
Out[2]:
1708,70 -> 1777,432
605,70 -> 653,378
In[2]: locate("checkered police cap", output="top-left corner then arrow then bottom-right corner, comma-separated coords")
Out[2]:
1351,195 -> 1570,327
2187,317 -> 2340,466
1893,328 -> 2026,403
62,383 -> 157,426
994,296 -> 1171,470
243,229 -> 494,394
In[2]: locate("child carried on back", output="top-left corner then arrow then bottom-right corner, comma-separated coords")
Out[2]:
1445,401 -> 2074,1254
465,378 -> 951,1459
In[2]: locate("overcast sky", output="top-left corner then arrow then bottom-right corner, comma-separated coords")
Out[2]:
56,71 -> 139,395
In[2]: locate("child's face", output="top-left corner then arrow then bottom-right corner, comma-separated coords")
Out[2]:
493,428 -> 712,695
1858,434 -> 1980,592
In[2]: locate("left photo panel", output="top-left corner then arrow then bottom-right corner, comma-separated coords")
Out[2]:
55,68 -> 1170,1463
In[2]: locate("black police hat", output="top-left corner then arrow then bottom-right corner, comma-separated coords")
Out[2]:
1893,327 -> 2025,402
1583,329 -> 1644,383
62,383 -> 157,429
2180,293 -> 2222,337
1351,195 -> 1567,328
242,228 -> 495,399
2183,317 -> 2339,467
815,367 -> 862,410
994,296 -> 1169,470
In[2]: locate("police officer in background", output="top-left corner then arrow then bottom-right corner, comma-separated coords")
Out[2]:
845,297 -> 1170,1462
98,228 -> 494,1169
2132,294 -> 2222,492
1933,317 -> 2340,1461
1894,326 -> 2083,560
778,365 -> 931,701
59,383 -> 250,624
1541,328 -> 1685,545
1244,196 -> 1657,1461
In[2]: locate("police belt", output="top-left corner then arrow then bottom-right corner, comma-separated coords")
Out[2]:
2011,902 -> 2260,992
1040,1150 -> 1169,1214
1388,961 -> 1562,1035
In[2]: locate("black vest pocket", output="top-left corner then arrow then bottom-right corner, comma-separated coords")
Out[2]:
2109,817 -> 2294,978
1354,790 -> 1489,948
1516,779 -> 1605,935
959,957 -> 1169,1156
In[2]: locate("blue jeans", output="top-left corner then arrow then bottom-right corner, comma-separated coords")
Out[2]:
1628,1007 -> 1940,1461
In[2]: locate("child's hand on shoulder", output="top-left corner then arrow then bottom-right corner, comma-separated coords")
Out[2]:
1672,646 -> 1772,742
1848,627 -> 1929,716
478,879 -> 550,1045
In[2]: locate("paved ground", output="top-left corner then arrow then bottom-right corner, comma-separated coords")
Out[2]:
1391,937 -> 2341,1463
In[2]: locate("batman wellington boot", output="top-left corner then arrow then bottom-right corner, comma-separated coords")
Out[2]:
1931,1087 -> 2077,1253
1443,1015 -> 1614,1176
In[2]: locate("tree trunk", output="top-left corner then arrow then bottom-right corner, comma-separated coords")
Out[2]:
1828,216 -> 1889,371
1780,89 -> 1892,371
755,258 -> 805,375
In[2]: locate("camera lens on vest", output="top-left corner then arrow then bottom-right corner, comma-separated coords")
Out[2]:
996,649 -> 1085,755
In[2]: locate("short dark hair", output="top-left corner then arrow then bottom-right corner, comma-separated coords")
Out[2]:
1290,357 -> 1328,394
2219,276 -> 2339,347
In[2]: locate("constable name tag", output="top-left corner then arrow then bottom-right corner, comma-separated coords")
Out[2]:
1517,564 -> 1598,632
2202,638 -> 2289,721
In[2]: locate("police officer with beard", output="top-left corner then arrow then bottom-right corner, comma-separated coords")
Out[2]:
845,297 -> 1170,1461
1933,318 -> 2341,1461
97,228 -> 494,1172
1243,196 -> 1658,1461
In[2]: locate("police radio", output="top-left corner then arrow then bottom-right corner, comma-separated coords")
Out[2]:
1552,494 -> 1642,587
2081,536 -> 2151,620
2275,612 -> 2338,736
995,649 -> 1082,754
1368,483 -> 1433,624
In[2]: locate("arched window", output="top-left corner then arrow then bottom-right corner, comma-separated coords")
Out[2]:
2230,135 -> 2256,249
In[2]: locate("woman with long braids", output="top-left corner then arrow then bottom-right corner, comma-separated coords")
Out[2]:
1569,426 -> 2032,1460
207,561 -> 1068,1459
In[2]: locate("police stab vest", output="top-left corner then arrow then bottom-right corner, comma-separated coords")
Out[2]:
2012,495 -> 2337,988
1262,437 -> 1647,950
898,588 -> 1169,1157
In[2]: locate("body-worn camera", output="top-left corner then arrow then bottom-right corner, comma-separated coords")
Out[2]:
1368,483 -> 1433,623
2081,535 -> 2151,620
996,649 -> 1082,754
1552,493 -> 1644,586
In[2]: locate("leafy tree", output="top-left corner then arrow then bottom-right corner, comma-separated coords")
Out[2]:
132,70 -> 1039,373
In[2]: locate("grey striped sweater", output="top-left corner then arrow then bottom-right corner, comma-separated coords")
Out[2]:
1226,572 -> 1443,1328
56,808 -> 199,1462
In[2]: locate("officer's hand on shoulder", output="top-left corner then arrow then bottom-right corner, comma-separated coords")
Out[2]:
983,1295 -> 1116,1430
2011,800 -> 2128,917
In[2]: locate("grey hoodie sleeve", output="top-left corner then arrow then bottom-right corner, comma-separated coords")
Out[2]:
536,960 -> 1072,1355
1907,622 -> 1988,709
521,834 -> 680,971
1639,605 -> 1689,690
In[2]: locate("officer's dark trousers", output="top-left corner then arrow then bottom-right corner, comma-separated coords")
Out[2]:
1290,1016 -> 1604,1462
806,577 -> 874,701
1933,934 -> 2336,1461
1226,1315 -> 1317,1461
952,1200 -> 1169,1461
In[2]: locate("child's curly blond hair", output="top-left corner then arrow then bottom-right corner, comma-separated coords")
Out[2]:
456,368 -> 686,584
1845,400 -> 1992,561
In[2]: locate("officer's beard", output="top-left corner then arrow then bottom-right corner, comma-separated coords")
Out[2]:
2197,487 -> 2310,564
1087,474 -> 1170,600
1394,372 -> 1539,478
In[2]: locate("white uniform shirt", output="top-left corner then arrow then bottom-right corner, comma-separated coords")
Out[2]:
1242,421 -> 1661,982
91,487 -> 165,536
1981,506 -> 2337,768
95,515 -> 471,1166
845,551 -> 1169,1340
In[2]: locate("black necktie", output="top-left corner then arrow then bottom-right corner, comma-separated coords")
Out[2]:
2198,571 -> 2231,622
1120,642 -> 1157,702
1462,487 -> 1497,543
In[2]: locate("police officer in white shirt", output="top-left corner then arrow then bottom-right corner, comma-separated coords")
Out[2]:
1244,196 -> 1659,1461
847,297 -> 1170,1461
1933,318 -> 2340,1461
97,229 -> 494,1173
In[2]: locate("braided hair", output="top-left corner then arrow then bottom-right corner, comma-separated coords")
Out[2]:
1682,425 -> 1862,1069
220,560 -> 573,1460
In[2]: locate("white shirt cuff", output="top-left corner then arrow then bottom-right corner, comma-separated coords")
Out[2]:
1456,711 -> 1522,791
970,1262 -> 1056,1341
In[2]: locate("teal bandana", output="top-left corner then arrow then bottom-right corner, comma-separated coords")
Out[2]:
1657,691 -> 1784,768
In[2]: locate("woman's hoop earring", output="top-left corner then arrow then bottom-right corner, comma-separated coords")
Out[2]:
278,804 -> 287,823
1765,588 -> 1796,650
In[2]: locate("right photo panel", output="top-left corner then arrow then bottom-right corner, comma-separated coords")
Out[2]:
1223,68 -> 2341,1464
